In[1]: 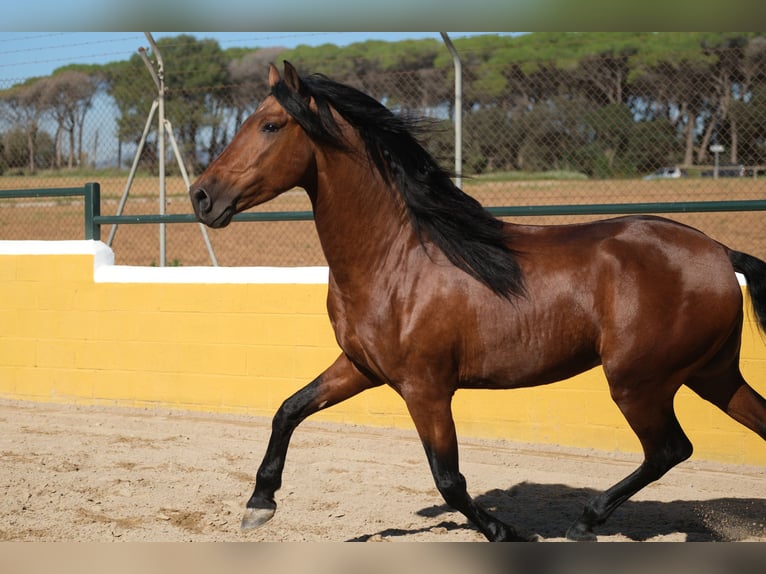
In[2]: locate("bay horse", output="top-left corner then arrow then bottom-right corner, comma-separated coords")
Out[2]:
190,61 -> 766,541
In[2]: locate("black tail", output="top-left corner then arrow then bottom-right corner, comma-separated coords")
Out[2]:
729,250 -> 766,334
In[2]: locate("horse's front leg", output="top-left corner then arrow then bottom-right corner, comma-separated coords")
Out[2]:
241,353 -> 379,530
402,389 -> 533,542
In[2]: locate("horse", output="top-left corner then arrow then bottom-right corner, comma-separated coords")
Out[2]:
190,61 -> 766,541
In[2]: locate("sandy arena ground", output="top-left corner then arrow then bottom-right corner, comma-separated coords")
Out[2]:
0,398 -> 763,542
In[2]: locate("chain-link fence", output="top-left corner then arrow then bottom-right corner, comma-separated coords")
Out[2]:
2,33 -> 766,265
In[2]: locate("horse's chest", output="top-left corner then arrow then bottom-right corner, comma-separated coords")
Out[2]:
325,289 -> 420,380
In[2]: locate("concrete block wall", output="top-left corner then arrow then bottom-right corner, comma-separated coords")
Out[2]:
0,240 -> 764,466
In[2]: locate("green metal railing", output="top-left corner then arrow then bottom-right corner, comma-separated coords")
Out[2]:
486,200 -> 766,218
0,182 -> 102,240
88,183 -> 314,239
94,209 -> 315,230
2,182 -> 766,257
0,182 -> 314,248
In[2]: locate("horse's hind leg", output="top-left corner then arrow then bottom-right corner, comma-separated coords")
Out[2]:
725,380 -> 766,438
687,368 -> 766,440
241,353 -> 379,530
566,390 -> 693,541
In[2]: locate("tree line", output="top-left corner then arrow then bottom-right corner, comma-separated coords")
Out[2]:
2,32 -> 766,178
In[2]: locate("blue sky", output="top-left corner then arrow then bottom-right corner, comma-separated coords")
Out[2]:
0,1 -> 755,51
0,32 -> 513,82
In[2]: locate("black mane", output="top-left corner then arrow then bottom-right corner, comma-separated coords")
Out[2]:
271,72 -> 526,299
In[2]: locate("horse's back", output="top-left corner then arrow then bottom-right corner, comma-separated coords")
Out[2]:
515,215 -> 738,298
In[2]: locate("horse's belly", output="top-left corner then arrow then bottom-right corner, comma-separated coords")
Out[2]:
462,352 -> 601,390
460,322 -> 601,390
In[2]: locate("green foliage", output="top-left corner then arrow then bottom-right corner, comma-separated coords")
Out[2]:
578,104 -> 636,177
101,34 -> 230,174
5,32 -> 766,181
729,85 -> 766,166
104,57 -> 156,144
1,127 -> 55,173
626,119 -> 683,175
463,107 -> 518,173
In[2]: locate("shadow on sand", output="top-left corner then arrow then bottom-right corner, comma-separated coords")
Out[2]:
347,481 -> 765,542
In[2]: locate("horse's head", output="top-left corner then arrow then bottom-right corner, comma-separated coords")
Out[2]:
190,62 -> 316,228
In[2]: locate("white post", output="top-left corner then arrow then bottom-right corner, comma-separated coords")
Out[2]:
440,32 -> 462,189
145,32 -> 166,267
710,144 -> 724,180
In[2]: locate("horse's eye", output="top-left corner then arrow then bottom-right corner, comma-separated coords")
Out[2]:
262,122 -> 280,133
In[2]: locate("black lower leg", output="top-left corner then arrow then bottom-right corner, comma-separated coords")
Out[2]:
243,356 -> 379,527
566,465 -> 656,541
567,420 -> 692,541
247,377 -> 322,510
425,446 -> 530,542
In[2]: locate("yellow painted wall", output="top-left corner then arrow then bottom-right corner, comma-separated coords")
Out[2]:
0,240 -> 764,466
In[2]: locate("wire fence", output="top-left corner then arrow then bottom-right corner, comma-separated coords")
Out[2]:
2,33 -> 766,265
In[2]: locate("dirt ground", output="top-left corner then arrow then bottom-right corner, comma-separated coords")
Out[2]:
0,398 -> 763,543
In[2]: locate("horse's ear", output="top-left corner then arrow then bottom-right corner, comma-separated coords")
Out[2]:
283,61 -> 308,98
268,63 -> 281,88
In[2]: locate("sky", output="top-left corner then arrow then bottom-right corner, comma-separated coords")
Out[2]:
0,32 -> 512,83
0,0 -> 758,52
0,0 -> 757,83
0,1 -> 522,36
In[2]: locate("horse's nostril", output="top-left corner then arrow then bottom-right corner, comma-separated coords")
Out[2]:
192,187 -> 211,214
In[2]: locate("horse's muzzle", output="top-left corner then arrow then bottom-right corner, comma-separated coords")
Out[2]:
189,185 -> 234,228
190,185 -> 211,218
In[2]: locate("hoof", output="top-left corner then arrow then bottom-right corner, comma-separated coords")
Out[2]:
565,522 -> 597,542
495,526 -> 539,542
241,507 -> 276,531
513,532 -> 541,542
502,531 -> 539,542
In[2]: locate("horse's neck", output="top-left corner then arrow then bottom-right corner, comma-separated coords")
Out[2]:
310,151 -> 415,286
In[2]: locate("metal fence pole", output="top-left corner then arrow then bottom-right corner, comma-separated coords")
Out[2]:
145,32 -> 167,267
84,182 -> 101,240
106,98 -> 158,246
440,32 -> 462,189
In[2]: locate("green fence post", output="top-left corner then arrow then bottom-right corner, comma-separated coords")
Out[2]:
84,182 -> 101,241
